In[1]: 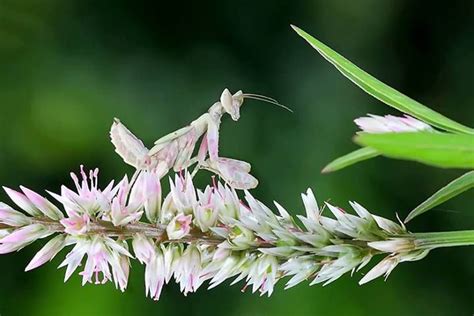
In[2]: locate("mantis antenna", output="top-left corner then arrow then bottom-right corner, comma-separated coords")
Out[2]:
242,93 -> 294,113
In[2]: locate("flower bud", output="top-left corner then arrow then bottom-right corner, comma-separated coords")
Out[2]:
143,171 -> 162,224
228,224 -> 256,250
359,256 -> 399,285
0,203 -> 31,226
0,224 -> 52,254
166,213 -> 192,240
145,249 -> 166,300
3,187 -> 41,217
368,238 -> 414,253
132,234 -> 156,264
20,186 -> 64,220
25,234 -> 67,271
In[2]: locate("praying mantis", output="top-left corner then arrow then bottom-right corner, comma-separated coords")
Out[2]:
110,89 -> 289,190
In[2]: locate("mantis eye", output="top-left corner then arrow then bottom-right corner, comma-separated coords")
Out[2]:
220,88 -> 241,121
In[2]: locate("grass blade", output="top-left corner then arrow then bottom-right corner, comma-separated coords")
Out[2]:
405,171 -> 474,223
354,132 -> 474,169
291,25 -> 474,135
322,147 -> 379,173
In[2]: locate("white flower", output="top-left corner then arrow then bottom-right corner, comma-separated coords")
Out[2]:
58,236 -> 132,291
110,176 -> 144,226
213,182 -> 240,220
280,256 -> 319,289
48,166 -> 118,218
194,186 -> 219,232
132,234 -> 156,264
245,255 -> 279,296
359,255 -> 399,285
145,250 -> 166,300
169,172 -> 197,214
174,245 -> 203,295
141,171 -> 162,224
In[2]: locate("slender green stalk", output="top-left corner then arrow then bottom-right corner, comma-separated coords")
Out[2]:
412,230 -> 474,249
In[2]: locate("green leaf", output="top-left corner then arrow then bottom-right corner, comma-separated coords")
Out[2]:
291,25 -> 474,135
405,171 -> 474,223
354,132 -> 474,169
322,147 -> 379,173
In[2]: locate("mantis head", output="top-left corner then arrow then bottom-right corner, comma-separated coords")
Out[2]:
220,88 -> 244,121
220,88 -> 292,122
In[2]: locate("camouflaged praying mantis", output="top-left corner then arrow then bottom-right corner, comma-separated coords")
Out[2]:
110,89 -> 289,190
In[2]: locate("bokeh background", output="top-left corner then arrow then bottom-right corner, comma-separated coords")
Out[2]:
0,0 -> 473,315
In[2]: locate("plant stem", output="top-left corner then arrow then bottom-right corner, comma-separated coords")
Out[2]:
3,220 -> 473,253
412,230 -> 474,249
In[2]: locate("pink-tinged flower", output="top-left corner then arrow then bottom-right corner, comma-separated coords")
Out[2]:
246,255 -> 278,296
110,240 -> 131,292
354,114 -> 433,133
110,176 -> 144,226
166,213 -> 192,240
59,236 -> 132,290
58,239 -> 89,282
212,246 -> 231,261
0,202 -> 31,226
145,250 -> 166,300
213,182 -> 240,219
159,192 -> 178,225
49,166 -> 118,218
169,172 -> 196,214
25,234 -> 67,271
81,238 -> 113,285
206,255 -> 241,289
60,212 -> 90,235
0,224 -> 52,254
194,186 -> 219,232
132,171 -> 162,224
175,245 -> 202,295
162,244 -> 180,283
3,187 -> 41,217
132,234 -> 156,264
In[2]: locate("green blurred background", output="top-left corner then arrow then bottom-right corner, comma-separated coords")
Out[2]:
0,0 -> 473,315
